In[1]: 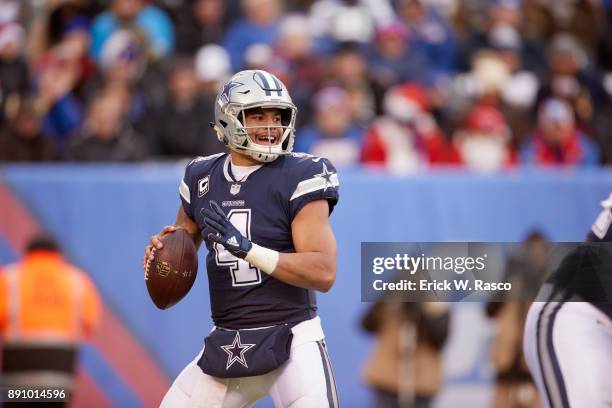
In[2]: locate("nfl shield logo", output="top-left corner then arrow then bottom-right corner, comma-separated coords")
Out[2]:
230,183 -> 241,195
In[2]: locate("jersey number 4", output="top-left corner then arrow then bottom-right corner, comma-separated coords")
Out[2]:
213,209 -> 262,286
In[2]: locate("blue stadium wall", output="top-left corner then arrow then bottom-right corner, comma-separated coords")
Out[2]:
1,164 -> 611,407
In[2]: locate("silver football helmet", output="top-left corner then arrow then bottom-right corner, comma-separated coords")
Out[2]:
213,70 -> 297,163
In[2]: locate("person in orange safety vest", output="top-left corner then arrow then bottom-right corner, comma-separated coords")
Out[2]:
0,235 -> 101,407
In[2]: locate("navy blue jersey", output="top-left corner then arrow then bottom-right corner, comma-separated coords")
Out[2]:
179,152 -> 339,329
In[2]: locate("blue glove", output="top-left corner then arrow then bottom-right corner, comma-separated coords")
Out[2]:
201,200 -> 252,258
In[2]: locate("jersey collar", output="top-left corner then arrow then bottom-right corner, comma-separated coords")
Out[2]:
223,155 -> 262,183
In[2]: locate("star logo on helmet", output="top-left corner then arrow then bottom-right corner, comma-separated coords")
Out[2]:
221,80 -> 244,103
314,163 -> 335,192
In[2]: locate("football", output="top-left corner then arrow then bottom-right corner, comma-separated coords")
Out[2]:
146,229 -> 198,309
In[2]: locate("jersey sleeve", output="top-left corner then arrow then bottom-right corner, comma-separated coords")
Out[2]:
179,160 -> 196,221
288,157 -> 340,220
180,156 -> 214,221
179,153 -> 226,221
587,192 -> 612,242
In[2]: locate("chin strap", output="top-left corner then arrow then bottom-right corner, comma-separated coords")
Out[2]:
210,122 -> 227,144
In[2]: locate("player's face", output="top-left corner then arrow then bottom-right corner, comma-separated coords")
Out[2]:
243,108 -> 283,146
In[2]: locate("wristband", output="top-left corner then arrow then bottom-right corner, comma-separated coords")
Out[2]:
245,243 -> 279,275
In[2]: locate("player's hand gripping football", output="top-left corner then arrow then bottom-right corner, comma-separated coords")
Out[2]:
202,201 -> 252,258
143,225 -> 178,274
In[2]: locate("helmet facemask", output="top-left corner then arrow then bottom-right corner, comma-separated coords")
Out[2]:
231,104 -> 296,163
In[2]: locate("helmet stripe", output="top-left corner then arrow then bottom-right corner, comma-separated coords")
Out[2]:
270,76 -> 283,97
254,71 -> 283,97
254,71 -> 272,96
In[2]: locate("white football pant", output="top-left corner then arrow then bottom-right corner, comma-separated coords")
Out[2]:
160,316 -> 339,408
524,299 -> 612,408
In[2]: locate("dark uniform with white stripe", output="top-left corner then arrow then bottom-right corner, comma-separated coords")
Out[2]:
180,152 -> 339,329
523,193 -> 612,408
164,151 -> 340,408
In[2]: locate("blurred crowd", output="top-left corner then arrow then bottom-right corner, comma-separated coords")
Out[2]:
1,0 -> 612,172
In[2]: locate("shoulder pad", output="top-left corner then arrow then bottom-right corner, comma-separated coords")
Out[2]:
187,152 -> 226,167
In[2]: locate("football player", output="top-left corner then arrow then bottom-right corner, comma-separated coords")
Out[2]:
143,70 -> 340,407
523,193 -> 612,408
